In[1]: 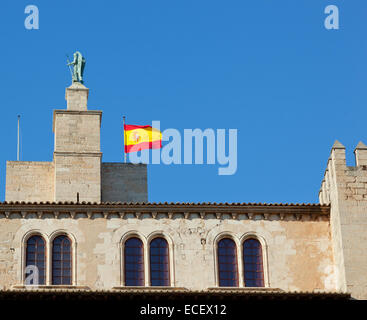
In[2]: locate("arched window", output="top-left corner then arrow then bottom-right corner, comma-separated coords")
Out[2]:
124,237 -> 144,286
243,238 -> 264,287
25,235 -> 46,285
52,235 -> 72,285
217,238 -> 239,287
150,237 -> 170,286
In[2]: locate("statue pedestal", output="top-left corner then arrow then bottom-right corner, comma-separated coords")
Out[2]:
65,82 -> 89,111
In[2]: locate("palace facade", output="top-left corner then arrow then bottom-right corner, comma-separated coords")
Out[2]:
0,82 -> 366,300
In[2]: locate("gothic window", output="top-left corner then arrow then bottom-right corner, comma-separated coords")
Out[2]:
52,235 -> 72,285
217,238 -> 239,287
150,237 -> 170,286
25,235 -> 46,285
243,238 -> 264,287
124,237 -> 144,286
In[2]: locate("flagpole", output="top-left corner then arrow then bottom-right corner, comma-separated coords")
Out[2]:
17,115 -> 20,161
123,116 -> 127,163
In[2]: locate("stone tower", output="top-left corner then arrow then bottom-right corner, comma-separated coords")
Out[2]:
5,83 -> 147,203
319,141 -> 367,299
53,83 -> 102,203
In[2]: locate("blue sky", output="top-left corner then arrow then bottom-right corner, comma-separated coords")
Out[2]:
1,1 -> 366,204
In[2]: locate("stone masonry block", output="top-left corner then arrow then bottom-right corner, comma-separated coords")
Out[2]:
65,82 -> 89,111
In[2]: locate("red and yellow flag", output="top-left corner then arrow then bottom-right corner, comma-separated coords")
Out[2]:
124,124 -> 162,153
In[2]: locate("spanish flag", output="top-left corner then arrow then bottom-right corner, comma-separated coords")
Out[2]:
124,124 -> 162,153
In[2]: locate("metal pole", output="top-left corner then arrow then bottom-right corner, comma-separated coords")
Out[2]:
17,115 -> 20,161
123,116 -> 127,163
66,54 -> 73,78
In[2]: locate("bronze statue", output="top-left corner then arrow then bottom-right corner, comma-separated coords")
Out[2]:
66,51 -> 86,83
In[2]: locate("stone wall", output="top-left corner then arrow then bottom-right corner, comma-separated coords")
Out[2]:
5,162 -> 54,202
101,163 -> 147,203
54,155 -> 102,203
0,204 -> 334,292
53,110 -> 101,153
319,141 -> 367,299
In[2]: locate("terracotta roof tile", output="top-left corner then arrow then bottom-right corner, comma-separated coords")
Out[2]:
0,201 -> 328,207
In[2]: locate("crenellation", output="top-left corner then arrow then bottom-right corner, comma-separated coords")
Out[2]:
318,140 -> 367,299
354,141 -> 367,167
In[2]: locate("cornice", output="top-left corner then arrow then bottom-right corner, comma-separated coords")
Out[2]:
0,202 -> 330,221
53,152 -> 102,157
